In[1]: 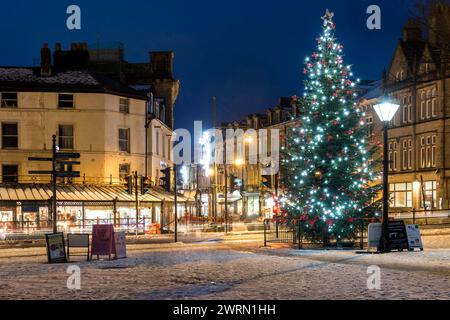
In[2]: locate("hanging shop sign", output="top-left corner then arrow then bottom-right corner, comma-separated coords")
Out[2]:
91,224 -> 114,260
113,231 -> 127,259
45,232 -> 67,264
405,224 -> 424,251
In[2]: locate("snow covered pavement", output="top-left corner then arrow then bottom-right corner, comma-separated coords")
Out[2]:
0,241 -> 448,300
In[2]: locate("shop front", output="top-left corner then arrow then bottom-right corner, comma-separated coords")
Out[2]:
0,184 -> 193,235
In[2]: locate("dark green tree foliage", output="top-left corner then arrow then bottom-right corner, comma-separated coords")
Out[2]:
280,10 -> 381,243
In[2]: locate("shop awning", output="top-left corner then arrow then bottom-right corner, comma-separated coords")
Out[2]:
0,184 -> 190,203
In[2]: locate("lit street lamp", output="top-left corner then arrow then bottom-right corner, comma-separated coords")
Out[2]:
373,101 -> 400,253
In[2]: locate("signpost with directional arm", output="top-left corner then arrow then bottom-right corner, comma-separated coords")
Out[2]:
28,135 -> 81,233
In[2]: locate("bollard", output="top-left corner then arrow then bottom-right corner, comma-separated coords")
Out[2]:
263,220 -> 267,247
143,216 -> 146,234
298,222 -> 302,249
360,219 -> 364,250
276,219 -> 279,238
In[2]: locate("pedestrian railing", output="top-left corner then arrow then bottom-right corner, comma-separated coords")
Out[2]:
0,217 -> 152,239
263,217 -> 370,249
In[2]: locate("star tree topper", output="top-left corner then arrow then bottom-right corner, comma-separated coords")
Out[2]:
321,9 -> 335,27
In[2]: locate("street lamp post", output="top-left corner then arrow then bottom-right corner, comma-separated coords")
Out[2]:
373,101 -> 400,253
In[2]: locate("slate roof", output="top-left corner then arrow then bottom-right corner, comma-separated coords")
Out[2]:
359,80 -> 382,100
0,67 -> 148,100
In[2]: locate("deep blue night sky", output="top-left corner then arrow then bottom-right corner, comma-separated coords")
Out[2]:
0,0 -> 414,132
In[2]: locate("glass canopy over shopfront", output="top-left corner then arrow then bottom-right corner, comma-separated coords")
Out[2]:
0,184 -> 193,235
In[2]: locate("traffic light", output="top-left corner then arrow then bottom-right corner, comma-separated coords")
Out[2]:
160,167 -> 171,192
124,175 -> 133,195
261,175 -> 272,189
140,176 -> 151,195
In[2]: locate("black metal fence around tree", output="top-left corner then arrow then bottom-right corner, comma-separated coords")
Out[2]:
263,217 -> 371,249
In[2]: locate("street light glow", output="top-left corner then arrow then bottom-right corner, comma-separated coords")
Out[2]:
244,136 -> 253,144
234,158 -> 244,166
373,101 -> 400,122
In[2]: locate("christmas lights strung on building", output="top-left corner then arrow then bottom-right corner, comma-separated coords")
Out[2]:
280,9 -> 380,243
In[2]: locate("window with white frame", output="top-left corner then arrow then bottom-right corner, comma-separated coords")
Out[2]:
402,140 -> 407,170
407,139 -> 413,169
431,88 -> 437,117
402,96 -> 407,123
389,141 -> 398,171
119,128 -> 130,153
420,91 -> 426,120
1,122 -> 18,149
401,139 -> 413,170
421,181 -> 437,209
420,88 -> 437,120
119,98 -> 130,114
420,137 -> 426,168
389,182 -> 413,208
58,125 -> 74,150
420,134 -> 437,168
408,95 -> 412,122
155,130 -> 160,155
431,135 -> 436,167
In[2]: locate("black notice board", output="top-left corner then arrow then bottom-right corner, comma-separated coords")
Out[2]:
45,233 -> 67,264
388,220 -> 409,251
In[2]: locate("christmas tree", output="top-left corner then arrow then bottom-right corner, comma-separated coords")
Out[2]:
280,10 -> 380,244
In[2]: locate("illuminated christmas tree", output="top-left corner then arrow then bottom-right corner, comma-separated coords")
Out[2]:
280,10 -> 380,244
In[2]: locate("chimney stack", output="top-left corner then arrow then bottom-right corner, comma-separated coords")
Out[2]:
40,43 -> 52,76
149,51 -> 174,78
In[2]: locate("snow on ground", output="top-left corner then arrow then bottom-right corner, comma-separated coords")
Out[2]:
0,241 -> 448,300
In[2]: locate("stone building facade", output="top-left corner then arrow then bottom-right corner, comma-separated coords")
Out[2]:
380,7 -> 450,212
0,43 -> 179,186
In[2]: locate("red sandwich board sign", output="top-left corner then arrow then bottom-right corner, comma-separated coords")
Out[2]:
113,231 -> 127,259
91,224 -> 114,260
